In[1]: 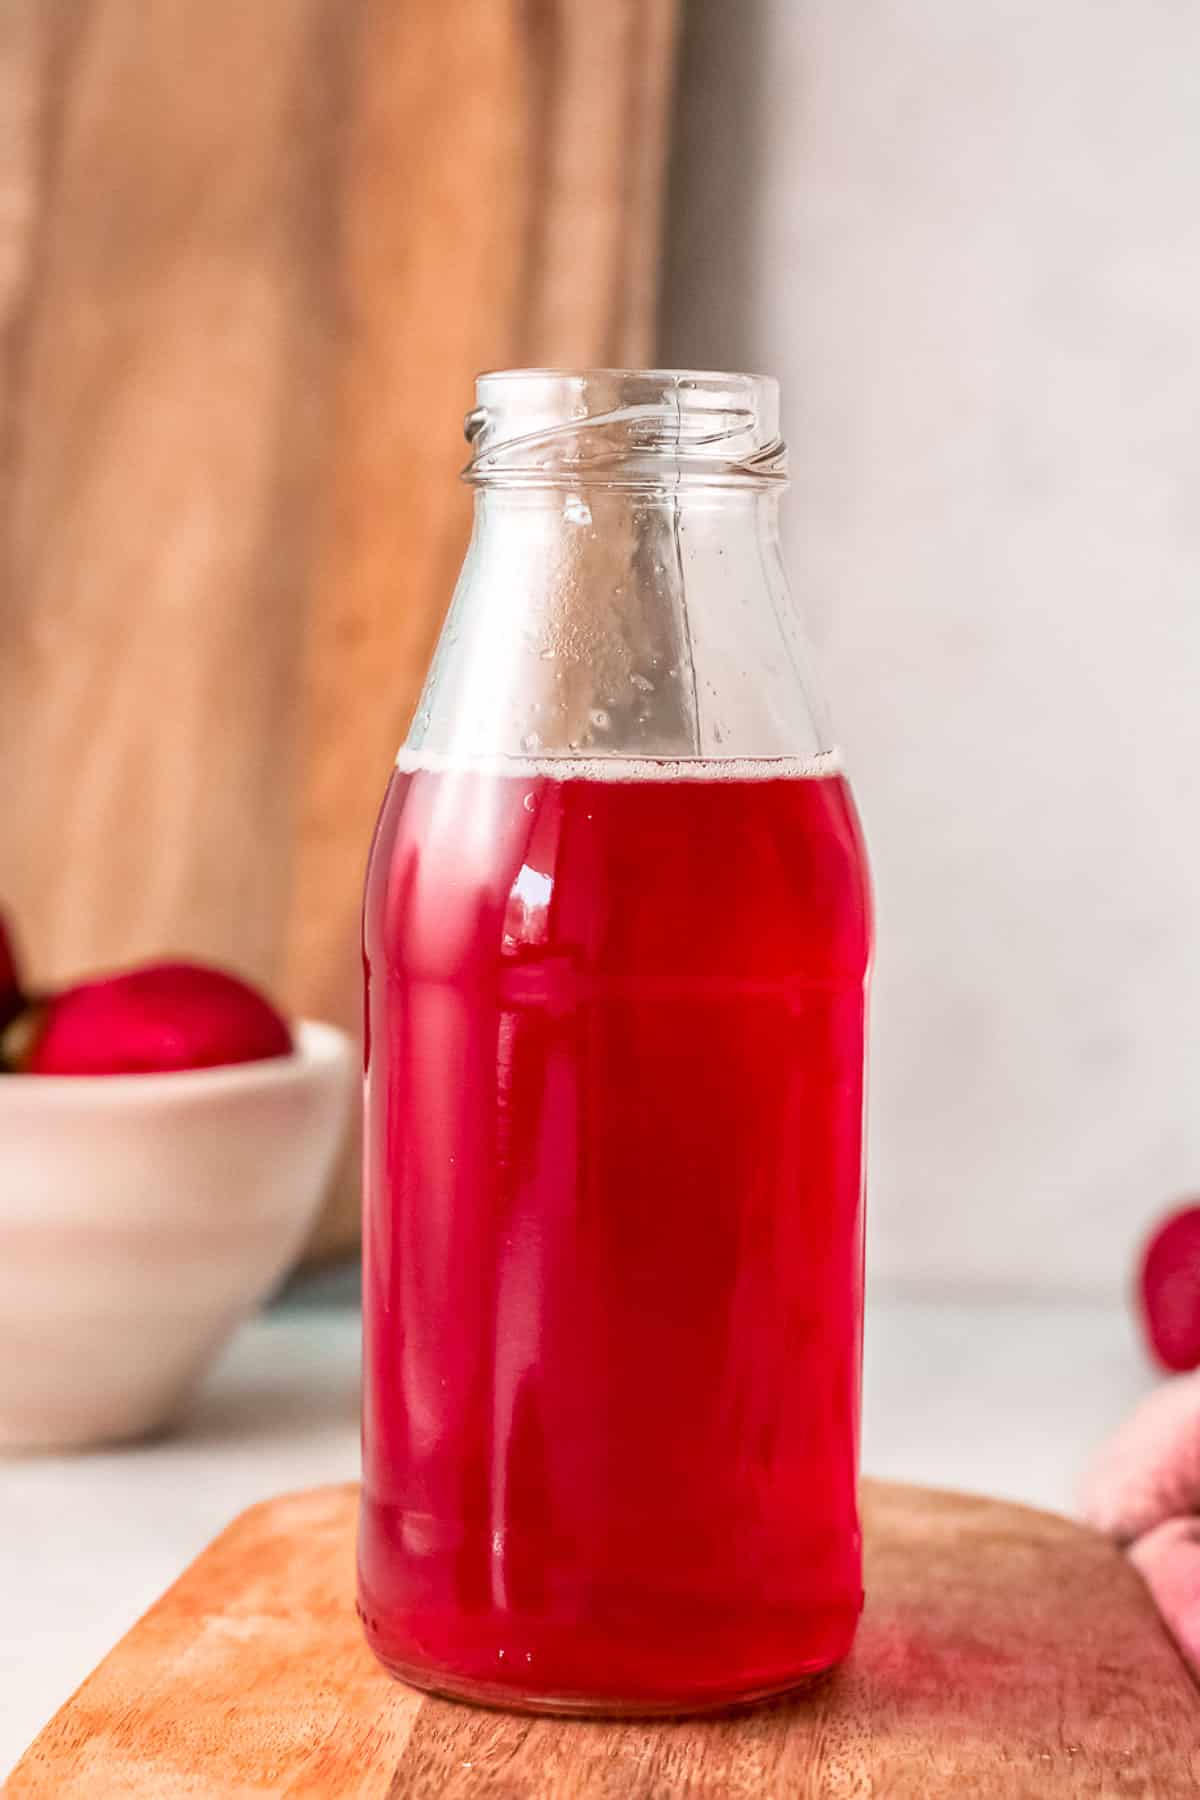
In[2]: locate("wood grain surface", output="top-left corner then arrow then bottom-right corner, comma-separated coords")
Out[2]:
9,1480 -> 1197,1797
0,1 -> 679,1260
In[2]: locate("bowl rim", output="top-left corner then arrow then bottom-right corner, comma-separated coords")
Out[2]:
0,1017 -> 354,1102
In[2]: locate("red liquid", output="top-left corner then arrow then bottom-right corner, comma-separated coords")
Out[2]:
359,759 -> 871,1712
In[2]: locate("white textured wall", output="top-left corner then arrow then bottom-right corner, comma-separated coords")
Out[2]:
664,1 -> 1200,1294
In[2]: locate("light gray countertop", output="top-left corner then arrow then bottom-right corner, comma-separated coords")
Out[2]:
0,1291 -> 1156,1776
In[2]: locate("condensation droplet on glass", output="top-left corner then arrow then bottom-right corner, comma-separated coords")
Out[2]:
589,708 -> 610,730
522,792 -> 536,813
564,494 -> 592,526
631,673 -> 653,693
521,731 -> 542,752
538,647 -> 554,661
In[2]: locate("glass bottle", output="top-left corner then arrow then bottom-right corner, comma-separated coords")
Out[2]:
358,370 -> 872,1714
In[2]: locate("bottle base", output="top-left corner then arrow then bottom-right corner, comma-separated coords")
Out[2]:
367,1645 -> 851,1720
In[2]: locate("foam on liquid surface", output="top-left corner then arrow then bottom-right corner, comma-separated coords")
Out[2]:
396,746 -> 843,782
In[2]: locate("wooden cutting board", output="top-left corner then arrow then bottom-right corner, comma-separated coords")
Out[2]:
8,1482 -> 1197,1797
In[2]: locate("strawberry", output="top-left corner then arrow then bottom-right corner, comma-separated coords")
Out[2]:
0,910 -> 24,1038
10,960 -> 292,1076
1139,1205 -> 1200,1373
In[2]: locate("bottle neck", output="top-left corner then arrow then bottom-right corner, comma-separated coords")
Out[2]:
406,479 -> 833,768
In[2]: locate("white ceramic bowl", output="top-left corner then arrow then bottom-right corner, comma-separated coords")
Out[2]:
0,1020 -> 355,1451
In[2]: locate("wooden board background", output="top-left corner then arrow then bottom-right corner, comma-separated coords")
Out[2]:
9,1480 -> 1198,1797
0,0 -> 680,1258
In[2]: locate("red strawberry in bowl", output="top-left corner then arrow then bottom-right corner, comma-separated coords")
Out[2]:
0,910 -> 23,1034
0,939 -> 351,1449
1139,1205 -> 1200,1374
7,960 -> 292,1076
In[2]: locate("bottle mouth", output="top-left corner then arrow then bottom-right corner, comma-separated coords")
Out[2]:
464,369 -> 787,488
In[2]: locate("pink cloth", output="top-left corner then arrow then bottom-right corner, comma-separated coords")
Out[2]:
1080,1372 -> 1200,1673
